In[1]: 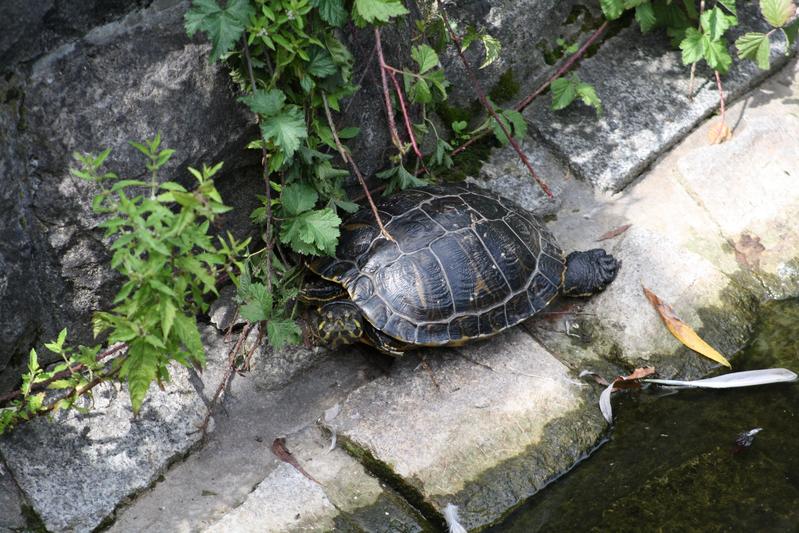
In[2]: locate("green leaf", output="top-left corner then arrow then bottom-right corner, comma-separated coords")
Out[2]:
282,183 -> 318,215
411,44 -> 439,74
316,0 -> 348,26
479,34 -> 502,69
280,208 -> 341,256
717,0 -> 737,15
239,89 -> 286,117
239,282 -> 273,323
680,27 -> 705,64
736,32 -> 772,69
353,0 -> 409,24
307,48 -> 338,78
576,82 -> 603,115
784,17 -> 799,46
267,319 -> 302,349
173,313 -> 206,364
184,0 -> 255,63
122,342 -> 157,414
600,0 -> 625,20
551,77 -> 578,110
760,0 -> 796,27
701,7 -> 735,42
635,2 -> 657,32
376,165 -> 428,195
160,298 -> 177,339
260,107 -> 308,159
705,38 -> 733,73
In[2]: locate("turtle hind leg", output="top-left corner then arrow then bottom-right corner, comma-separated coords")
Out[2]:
562,248 -> 620,297
361,323 -> 410,356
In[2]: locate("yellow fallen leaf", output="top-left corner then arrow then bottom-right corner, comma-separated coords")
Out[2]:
707,121 -> 732,144
642,286 -> 732,368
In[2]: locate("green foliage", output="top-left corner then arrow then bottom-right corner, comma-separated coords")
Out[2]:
551,74 -> 603,116
185,0 -> 255,62
75,138 -> 249,413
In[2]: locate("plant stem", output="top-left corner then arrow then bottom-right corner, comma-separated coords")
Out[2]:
375,28 -> 404,152
322,93 -> 394,241
387,70 -> 431,175
688,0 -> 706,98
452,20 -> 608,159
435,0 -> 552,198
242,37 -> 274,292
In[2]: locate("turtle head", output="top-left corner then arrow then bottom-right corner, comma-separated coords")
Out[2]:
309,301 -> 364,348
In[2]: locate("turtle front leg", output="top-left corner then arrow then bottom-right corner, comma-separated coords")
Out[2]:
562,249 -> 620,297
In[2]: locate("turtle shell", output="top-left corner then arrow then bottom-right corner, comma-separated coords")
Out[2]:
309,183 -> 565,346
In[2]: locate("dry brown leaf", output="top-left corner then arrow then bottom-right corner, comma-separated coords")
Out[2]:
611,366 -> 656,390
271,437 -> 319,484
729,233 -> 765,270
597,223 -> 632,242
642,287 -> 731,368
708,121 -> 732,144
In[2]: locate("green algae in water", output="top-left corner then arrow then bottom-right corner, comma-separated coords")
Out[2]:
492,299 -> 799,532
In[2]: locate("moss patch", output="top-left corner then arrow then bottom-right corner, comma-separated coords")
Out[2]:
488,68 -> 520,104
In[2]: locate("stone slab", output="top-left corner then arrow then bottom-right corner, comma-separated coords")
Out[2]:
0,463 -> 26,531
328,329 -> 606,530
206,425 -> 431,532
529,5 -> 791,192
0,326 -> 231,533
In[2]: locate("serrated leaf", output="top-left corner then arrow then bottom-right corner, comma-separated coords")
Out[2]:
479,34 -> 502,69
643,287 -> 732,368
261,106 -> 308,159
122,342 -> 157,414
411,44 -> 439,74
705,38 -> 733,73
577,82 -> 603,115
173,313 -> 206,364
409,78 -> 432,104
353,0 -> 409,23
239,89 -> 286,117
279,208 -> 341,256
717,0 -> 737,15
316,0 -> 348,26
267,319 -> 302,349
701,7 -> 735,41
160,298 -> 176,339
736,32 -> 772,69
680,27 -> 705,64
307,47 -> 338,78
184,0 -> 255,63
760,0 -> 796,27
551,77 -> 578,110
282,183 -> 318,215
239,282 -> 273,322
635,2 -> 657,32
600,0 -> 625,20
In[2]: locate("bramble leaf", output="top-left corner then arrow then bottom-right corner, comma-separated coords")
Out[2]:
600,0 -> 625,20
576,82 -> 603,115
260,107 -> 308,159
411,45 -> 439,74
701,6 -> 736,41
185,0 -> 255,63
736,32 -> 772,69
267,319 -> 302,349
760,0 -> 796,27
705,38 -> 733,73
551,76 -> 578,110
307,48 -> 338,78
478,34 -> 501,69
679,27 -> 705,64
279,208 -> 341,255
635,2 -> 657,32
784,18 -> 799,46
282,183 -> 318,215
353,0 -> 409,24
239,89 -> 286,116
315,0 -> 348,27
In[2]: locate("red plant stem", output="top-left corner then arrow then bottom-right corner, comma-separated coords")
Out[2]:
322,93 -> 394,241
452,20 -> 609,159
387,70 -> 431,175
435,0 -> 552,198
374,28 -> 403,151
714,70 -> 726,122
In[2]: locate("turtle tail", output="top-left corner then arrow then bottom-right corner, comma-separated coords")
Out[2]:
562,249 -> 620,297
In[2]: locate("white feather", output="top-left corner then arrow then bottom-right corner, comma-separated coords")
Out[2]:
644,368 -> 798,389
443,503 -> 467,533
599,380 -> 615,424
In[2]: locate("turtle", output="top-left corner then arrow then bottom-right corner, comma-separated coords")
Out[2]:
304,183 -> 619,354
